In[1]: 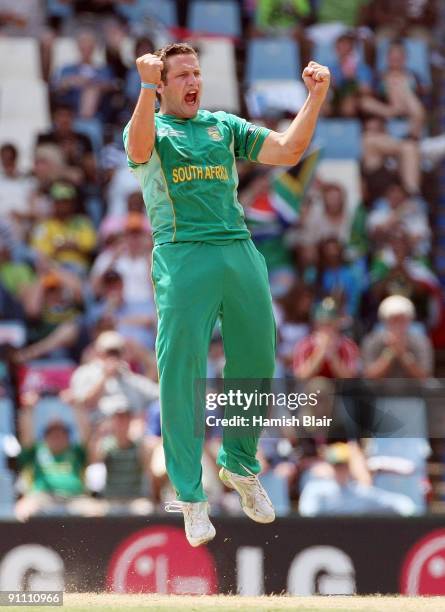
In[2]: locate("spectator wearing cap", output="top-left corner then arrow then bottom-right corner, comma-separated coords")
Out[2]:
15,394 -> 91,522
298,442 -> 416,516
362,295 -> 433,379
293,297 -> 360,380
16,261 -> 84,362
30,181 -> 96,274
90,213 -> 153,307
69,331 -> 158,414
88,396 -> 154,514
52,29 -> 115,120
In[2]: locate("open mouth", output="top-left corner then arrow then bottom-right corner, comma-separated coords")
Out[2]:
184,90 -> 198,106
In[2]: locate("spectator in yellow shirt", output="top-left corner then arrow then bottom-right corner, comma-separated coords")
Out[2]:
31,182 -> 96,274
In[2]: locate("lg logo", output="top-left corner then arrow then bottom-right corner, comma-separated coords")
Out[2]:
0,545 -> 64,591
238,545 -> 356,595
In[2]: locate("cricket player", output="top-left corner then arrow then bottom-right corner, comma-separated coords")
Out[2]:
124,43 -> 330,546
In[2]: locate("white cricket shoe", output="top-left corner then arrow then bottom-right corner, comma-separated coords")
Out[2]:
165,501 -> 216,547
219,464 -> 275,524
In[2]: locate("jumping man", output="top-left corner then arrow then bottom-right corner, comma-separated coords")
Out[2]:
124,43 -> 330,546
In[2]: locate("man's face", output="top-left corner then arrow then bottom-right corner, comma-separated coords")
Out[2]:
386,314 -> 410,338
45,425 -> 70,454
388,45 -> 406,71
158,53 -> 203,119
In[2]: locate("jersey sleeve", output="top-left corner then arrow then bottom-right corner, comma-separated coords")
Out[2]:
226,113 -> 271,162
123,121 -> 149,170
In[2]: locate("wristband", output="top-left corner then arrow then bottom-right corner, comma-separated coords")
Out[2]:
141,82 -> 157,90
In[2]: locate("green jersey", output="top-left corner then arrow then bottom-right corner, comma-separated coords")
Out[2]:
123,110 -> 270,245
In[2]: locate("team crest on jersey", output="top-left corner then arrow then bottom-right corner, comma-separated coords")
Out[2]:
207,126 -> 223,141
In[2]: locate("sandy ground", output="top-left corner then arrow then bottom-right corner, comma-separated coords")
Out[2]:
5,593 -> 443,612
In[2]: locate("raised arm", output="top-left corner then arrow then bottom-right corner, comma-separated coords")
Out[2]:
258,61 -> 330,167
126,54 -> 164,164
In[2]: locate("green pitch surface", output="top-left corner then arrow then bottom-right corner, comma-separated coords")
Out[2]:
3,594 -> 445,612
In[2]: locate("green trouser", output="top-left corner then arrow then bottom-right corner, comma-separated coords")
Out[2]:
152,239 -> 276,502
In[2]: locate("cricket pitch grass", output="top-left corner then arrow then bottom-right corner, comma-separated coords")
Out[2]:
3,593 -> 445,612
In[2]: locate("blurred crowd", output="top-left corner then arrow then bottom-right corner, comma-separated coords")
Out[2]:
0,0 -> 445,519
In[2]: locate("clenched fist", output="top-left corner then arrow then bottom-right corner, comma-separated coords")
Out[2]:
136,53 -> 164,85
302,61 -> 330,99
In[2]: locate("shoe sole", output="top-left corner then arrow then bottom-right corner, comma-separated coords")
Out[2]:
187,525 -> 216,547
219,468 -> 275,524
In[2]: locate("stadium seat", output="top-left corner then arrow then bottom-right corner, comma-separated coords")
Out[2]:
196,38 -> 239,113
0,37 -> 41,81
116,0 -> 178,28
259,471 -> 290,516
376,37 -> 431,87
187,1 -> 241,38
74,118 -> 104,154
0,398 -> 14,436
51,37 -> 105,76
47,0 -> 74,19
0,80 -> 50,132
314,119 -> 362,160
387,119 -> 410,140
245,38 -> 300,83
33,396 -> 80,442
0,469 -> 15,518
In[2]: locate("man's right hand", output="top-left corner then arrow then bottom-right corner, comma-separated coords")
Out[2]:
136,53 -> 164,85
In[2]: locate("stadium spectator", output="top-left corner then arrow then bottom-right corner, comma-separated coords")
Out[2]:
361,116 -> 421,197
368,230 -> 440,325
0,237 -> 35,301
88,397 -> 154,514
293,297 -> 360,380
298,182 -> 352,246
253,0 -> 312,35
15,394 -> 91,521
361,41 -> 426,139
87,268 -> 156,349
0,144 -> 33,238
125,36 -> 155,107
318,237 -> 363,317
325,32 -> 373,118
68,330 -> 158,413
31,181 -> 97,274
275,282 -> 314,373
368,0 -> 436,38
367,181 -> 431,256
52,29 -> 115,119
362,294 -> 433,379
37,104 -> 94,168
90,213 -> 152,306
16,261 -> 83,362
298,442 -> 417,516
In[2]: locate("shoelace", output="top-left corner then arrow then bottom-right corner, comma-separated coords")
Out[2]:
164,501 -> 210,529
234,463 -> 271,505
165,501 -> 184,513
